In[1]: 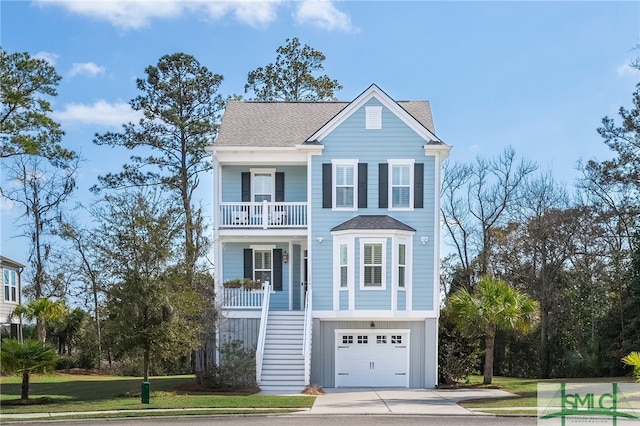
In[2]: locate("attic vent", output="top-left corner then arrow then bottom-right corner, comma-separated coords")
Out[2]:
365,106 -> 382,129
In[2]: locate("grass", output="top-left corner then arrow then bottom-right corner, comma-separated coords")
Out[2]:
0,373 -> 315,417
458,375 -> 636,415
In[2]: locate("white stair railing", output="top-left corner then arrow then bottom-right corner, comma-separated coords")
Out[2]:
302,288 -> 312,386
255,282 -> 271,385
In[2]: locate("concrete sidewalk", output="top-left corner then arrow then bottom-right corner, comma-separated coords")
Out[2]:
0,388 -> 520,420
307,387 -> 519,415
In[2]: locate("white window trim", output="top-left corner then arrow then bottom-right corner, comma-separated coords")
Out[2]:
250,245 -> 275,288
333,237 -> 354,310
387,159 -> 414,211
359,238 -> 387,290
394,239 -> 410,291
249,168 -> 276,202
3,269 -> 18,303
332,159 -> 358,210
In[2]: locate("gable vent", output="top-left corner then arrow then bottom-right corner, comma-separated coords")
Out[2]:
365,106 -> 382,129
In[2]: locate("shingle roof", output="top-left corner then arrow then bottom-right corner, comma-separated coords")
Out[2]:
331,215 -> 416,232
214,99 -> 436,147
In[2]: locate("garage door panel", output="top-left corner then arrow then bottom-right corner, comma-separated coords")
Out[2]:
335,330 -> 409,387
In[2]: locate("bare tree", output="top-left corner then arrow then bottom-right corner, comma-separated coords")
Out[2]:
2,155 -> 77,299
441,147 -> 537,291
55,219 -> 105,367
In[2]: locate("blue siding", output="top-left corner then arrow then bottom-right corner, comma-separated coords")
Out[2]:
339,291 -> 348,310
397,290 -> 406,310
222,242 -> 291,311
310,98 -> 437,312
221,165 -> 307,202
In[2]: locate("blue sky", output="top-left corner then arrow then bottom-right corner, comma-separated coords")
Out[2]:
2,0 -> 639,268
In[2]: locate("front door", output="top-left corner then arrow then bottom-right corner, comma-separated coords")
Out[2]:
301,249 -> 308,309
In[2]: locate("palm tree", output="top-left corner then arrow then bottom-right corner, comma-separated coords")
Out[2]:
1,339 -> 58,400
13,298 -> 68,343
448,276 -> 539,384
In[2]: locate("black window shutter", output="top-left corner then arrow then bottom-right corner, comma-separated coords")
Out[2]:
414,163 -> 424,208
358,163 -> 368,208
322,163 -> 332,208
241,172 -> 251,202
272,249 -> 283,291
243,249 -> 253,279
378,163 -> 388,208
275,172 -> 285,202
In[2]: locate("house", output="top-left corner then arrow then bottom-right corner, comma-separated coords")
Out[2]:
207,84 -> 451,392
1,255 -> 24,340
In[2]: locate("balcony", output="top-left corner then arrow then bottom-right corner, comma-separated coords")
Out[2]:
219,201 -> 308,229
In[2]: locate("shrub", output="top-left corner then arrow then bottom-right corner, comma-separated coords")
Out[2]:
201,340 -> 256,389
438,308 -> 481,385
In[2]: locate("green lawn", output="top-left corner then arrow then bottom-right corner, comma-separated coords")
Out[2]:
459,375 -> 636,415
0,373 -> 315,416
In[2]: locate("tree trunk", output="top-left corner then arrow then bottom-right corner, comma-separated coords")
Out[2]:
21,371 -> 30,400
483,326 -> 496,385
143,347 -> 150,382
36,319 -> 46,343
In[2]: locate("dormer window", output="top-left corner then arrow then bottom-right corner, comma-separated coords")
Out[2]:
365,106 -> 382,129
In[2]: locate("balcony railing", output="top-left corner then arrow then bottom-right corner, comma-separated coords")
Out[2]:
221,286 -> 264,309
219,201 -> 307,228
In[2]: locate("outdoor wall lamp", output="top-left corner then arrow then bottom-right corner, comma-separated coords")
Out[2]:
370,321 -> 376,328
421,236 -> 429,244
316,237 -> 324,244
283,251 -> 288,264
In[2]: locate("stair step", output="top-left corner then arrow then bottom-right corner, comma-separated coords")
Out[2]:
260,378 -> 305,383
263,365 -> 304,371
258,386 -> 305,394
267,324 -> 304,330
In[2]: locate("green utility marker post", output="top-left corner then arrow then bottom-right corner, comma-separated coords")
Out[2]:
141,381 -> 150,404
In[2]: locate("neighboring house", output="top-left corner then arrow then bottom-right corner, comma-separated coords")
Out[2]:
0,255 -> 24,340
207,84 -> 451,392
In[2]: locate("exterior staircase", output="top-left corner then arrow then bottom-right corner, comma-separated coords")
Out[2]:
259,311 -> 306,394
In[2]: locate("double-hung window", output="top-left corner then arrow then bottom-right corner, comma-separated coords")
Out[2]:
388,160 -> 414,209
251,170 -> 274,202
398,243 -> 406,289
3,269 -> 17,302
333,161 -> 357,209
253,250 -> 272,284
361,239 -> 386,289
339,244 -> 349,288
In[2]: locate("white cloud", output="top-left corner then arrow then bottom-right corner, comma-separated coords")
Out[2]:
617,60 -> 640,77
69,62 -> 106,78
0,196 -> 15,212
294,0 -> 353,32
37,0 -> 284,29
52,100 -> 143,128
37,0 -> 183,29
33,51 -> 59,65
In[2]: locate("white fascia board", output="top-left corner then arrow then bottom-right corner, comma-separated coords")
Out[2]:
220,309 -> 262,319
313,310 -> 439,319
423,144 -> 452,160
307,84 -> 442,144
213,147 -> 309,164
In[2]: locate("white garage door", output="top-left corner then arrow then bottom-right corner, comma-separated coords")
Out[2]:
335,330 -> 409,387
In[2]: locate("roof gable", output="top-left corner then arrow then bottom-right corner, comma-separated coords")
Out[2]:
306,84 -> 441,144
212,84 -> 441,149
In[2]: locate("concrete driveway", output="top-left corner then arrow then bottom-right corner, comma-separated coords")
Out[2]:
306,388 -> 518,415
